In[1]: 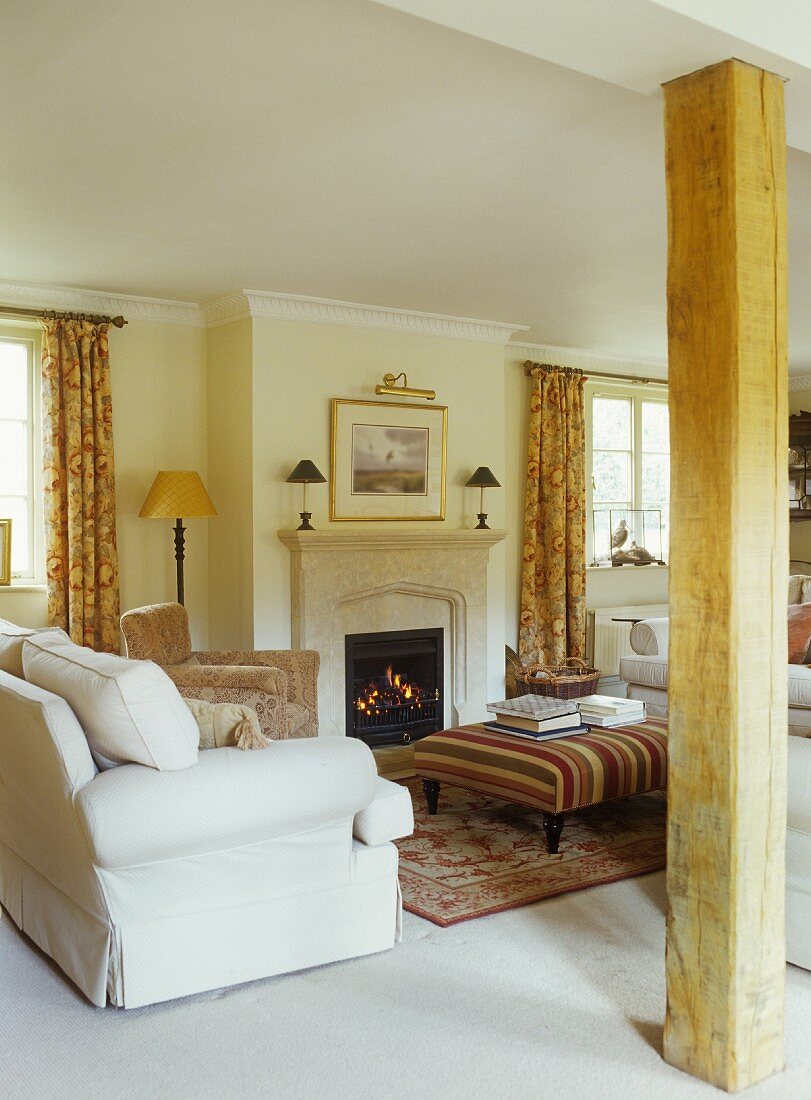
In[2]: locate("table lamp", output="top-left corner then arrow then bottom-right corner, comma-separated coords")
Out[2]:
139,470 -> 217,605
465,466 -> 501,530
286,460 -> 327,530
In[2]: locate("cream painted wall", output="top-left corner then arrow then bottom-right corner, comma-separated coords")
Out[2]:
206,319 -> 254,649
502,351 -> 669,653
249,318 -> 507,703
110,321 -> 209,648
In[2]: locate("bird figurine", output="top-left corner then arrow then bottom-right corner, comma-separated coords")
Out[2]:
611,518 -> 631,551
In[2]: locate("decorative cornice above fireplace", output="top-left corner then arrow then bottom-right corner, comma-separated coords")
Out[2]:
277,528 -> 506,551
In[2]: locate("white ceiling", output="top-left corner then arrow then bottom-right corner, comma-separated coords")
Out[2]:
1,0 -> 810,367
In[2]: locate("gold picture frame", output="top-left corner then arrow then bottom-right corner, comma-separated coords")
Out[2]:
0,519 -> 11,585
330,399 -> 447,521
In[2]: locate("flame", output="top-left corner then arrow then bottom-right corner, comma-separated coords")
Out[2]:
354,665 -> 429,711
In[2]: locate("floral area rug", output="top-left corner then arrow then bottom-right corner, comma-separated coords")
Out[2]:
396,777 -> 666,927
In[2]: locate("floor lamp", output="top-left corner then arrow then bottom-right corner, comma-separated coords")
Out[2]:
139,470 -> 217,605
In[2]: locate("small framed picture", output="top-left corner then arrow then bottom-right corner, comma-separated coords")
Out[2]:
330,399 -> 447,521
0,519 -> 11,585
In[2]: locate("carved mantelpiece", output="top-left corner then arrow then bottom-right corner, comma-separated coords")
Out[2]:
277,529 -> 506,736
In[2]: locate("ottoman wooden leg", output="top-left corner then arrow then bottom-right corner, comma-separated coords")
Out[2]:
422,779 -> 441,814
542,812 -> 564,854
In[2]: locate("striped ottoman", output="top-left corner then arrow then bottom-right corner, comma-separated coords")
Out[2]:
414,718 -> 668,853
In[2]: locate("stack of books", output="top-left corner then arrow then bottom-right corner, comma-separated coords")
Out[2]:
484,695 -> 589,741
577,694 -> 646,727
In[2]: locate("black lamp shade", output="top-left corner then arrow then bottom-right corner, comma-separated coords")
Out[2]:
286,459 -> 326,484
465,466 -> 501,488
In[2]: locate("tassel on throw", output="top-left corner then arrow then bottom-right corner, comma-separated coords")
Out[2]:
235,717 -> 269,750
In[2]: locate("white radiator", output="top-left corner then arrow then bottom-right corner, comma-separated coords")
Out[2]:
587,604 -> 669,681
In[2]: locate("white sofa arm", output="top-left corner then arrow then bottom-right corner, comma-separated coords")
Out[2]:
76,736 -> 377,869
788,737 -> 811,834
629,617 -> 670,657
354,776 -> 414,845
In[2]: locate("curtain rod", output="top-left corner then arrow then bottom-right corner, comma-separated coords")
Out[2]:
523,360 -> 667,386
0,305 -> 127,328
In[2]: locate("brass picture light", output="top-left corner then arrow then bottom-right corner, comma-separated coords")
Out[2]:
374,372 -> 436,401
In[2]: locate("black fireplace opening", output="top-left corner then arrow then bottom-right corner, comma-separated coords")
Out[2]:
345,628 -> 444,748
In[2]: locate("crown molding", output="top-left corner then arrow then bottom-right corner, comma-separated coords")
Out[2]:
0,280 -> 204,327
200,293 -> 252,328
203,290 -> 527,342
506,340 -> 668,379
789,374 -> 811,392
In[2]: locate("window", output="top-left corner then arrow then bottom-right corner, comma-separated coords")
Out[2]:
587,382 -> 669,565
0,333 -> 40,580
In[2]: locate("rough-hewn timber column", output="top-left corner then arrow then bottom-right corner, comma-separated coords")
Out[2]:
663,59 -> 787,1092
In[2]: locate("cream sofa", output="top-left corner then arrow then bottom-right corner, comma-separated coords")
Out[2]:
788,736 -> 811,969
619,605 -> 811,970
0,620 -> 413,1008
620,615 -> 811,738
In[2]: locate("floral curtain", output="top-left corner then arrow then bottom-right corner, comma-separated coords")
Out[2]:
41,318 -> 120,652
519,363 -> 587,666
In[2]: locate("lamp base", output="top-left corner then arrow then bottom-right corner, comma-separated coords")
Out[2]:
297,512 -> 314,531
475,513 -> 490,530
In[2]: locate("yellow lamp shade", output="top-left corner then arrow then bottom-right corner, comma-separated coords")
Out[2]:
139,471 -> 217,519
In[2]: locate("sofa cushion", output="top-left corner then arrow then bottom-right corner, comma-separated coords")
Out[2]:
789,574 -> 811,605
22,636 -> 199,771
618,654 -> 669,690
184,697 -> 267,750
353,776 -> 414,846
0,619 -> 70,678
788,664 -> 811,709
789,604 -> 811,663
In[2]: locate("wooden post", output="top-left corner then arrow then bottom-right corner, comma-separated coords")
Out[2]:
663,60 -> 787,1092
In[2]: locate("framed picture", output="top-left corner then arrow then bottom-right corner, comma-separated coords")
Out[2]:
330,399 -> 447,521
0,519 -> 11,585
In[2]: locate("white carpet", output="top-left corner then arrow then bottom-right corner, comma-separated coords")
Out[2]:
2,872 -> 810,1100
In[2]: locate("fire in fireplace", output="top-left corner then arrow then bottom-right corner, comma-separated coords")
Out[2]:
345,628 -> 443,748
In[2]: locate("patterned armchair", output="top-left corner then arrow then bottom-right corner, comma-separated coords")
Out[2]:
120,603 -> 319,740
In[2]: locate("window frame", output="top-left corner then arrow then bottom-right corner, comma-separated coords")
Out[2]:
0,325 -> 43,584
585,379 -> 669,566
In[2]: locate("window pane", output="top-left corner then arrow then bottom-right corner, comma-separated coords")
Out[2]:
593,449 -> 631,502
592,509 -> 610,562
592,397 -> 631,450
0,342 -> 29,420
0,421 -> 27,495
642,402 -> 669,452
0,498 -> 29,574
642,453 -> 670,504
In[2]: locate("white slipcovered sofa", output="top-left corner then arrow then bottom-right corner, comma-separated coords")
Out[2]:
0,619 -> 413,1008
619,610 -> 811,970
788,737 -> 811,969
620,616 -> 811,738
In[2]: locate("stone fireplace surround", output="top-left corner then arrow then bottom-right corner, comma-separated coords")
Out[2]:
277,529 -> 506,736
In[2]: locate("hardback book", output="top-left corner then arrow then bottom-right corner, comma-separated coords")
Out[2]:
483,722 -> 591,741
485,694 -> 580,721
490,711 -> 583,734
577,694 -> 644,714
582,706 -> 646,728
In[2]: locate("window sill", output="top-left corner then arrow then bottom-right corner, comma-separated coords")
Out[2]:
1,582 -> 47,592
587,563 -> 669,572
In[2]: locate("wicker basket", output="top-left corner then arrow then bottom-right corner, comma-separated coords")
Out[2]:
514,657 -> 601,700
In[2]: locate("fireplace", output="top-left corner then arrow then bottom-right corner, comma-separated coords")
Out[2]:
345,628 -> 444,748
